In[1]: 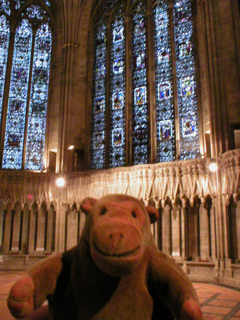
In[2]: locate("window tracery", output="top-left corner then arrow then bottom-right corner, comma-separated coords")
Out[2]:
0,0 -> 10,15
91,0 -> 200,169
0,15 -> 10,126
110,8 -> 126,168
3,19 -> 33,169
132,1 -> 149,165
0,0 -> 53,170
25,22 -> 52,170
91,19 -> 107,169
173,0 -> 200,160
154,1 -> 175,162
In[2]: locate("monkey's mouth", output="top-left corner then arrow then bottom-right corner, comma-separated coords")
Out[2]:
93,242 -> 141,258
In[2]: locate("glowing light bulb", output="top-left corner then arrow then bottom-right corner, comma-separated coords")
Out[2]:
209,162 -> 218,172
56,177 -> 65,187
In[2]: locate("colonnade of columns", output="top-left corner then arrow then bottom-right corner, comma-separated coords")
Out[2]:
0,150 -> 239,285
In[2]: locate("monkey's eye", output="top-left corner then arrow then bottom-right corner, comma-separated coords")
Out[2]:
132,211 -> 137,218
100,207 -> 107,215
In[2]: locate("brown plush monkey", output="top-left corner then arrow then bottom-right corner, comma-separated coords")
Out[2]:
8,194 -> 203,320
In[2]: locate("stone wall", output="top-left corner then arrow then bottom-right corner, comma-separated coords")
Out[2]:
0,149 -> 239,287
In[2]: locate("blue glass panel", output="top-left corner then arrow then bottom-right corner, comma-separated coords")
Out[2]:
2,19 -> 33,169
43,0 -> 52,9
132,1 -> 149,165
26,5 -> 48,20
174,0 -> 200,160
14,0 -> 52,12
25,23 -> 52,170
154,1 -> 176,162
109,8 -> 126,168
0,15 -> 10,125
91,19 -> 107,169
101,0 -> 119,13
0,0 -> 10,15
14,0 -> 25,10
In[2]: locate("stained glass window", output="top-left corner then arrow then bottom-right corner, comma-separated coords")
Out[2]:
26,5 -> 49,20
101,0 -> 119,13
91,0 -> 200,169
43,0 -> 52,9
0,0 -> 10,15
1,1 -> 52,171
25,23 -> 52,170
12,0 -> 53,12
3,19 -> 33,169
14,0 -> 25,10
91,19 -> 107,169
131,1 -> 149,165
173,0 -> 200,160
0,15 -> 10,125
109,8 -> 126,168
154,0 -> 175,162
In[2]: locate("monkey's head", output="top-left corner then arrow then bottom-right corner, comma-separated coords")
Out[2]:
80,194 -> 158,277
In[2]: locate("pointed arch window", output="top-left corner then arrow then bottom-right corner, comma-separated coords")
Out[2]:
132,1 -> 149,165
0,0 -> 53,170
110,8 -> 126,168
91,0 -> 200,170
154,1 -> 175,162
173,0 -> 200,159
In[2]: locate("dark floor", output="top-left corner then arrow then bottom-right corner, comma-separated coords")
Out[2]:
1,271 -> 240,319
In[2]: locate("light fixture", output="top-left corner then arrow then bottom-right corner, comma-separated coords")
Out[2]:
56,177 -> 65,187
209,162 -> 218,172
68,145 -> 74,150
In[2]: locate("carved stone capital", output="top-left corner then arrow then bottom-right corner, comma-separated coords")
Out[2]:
181,195 -> 189,209
202,195 -> 212,210
233,192 -> 240,203
223,194 -> 231,206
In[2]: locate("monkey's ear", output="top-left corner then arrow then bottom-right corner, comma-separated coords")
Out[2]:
80,197 -> 97,215
146,206 -> 159,224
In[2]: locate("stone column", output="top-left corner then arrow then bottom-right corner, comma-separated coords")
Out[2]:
55,186 -> 66,253
161,198 -> 172,256
57,1 -> 85,173
203,195 -> 212,260
222,194 -> 233,277
28,202 -> 37,255
202,0 -> 231,156
35,203 -> 47,254
0,202 -> 5,253
3,202 -> 12,254
171,197 -> 182,259
20,203 -> 30,254
191,196 -> 201,260
65,204 -> 79,250
181,196 -> 189,260
10,202 -> 22,253
45,204 -> 55,254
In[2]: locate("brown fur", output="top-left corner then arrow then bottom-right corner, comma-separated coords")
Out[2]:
8,194 -> 203,320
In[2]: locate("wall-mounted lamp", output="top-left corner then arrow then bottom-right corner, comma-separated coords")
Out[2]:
68,145 -> 75,150
209,162 -> 218,172
56,177 -> 65,187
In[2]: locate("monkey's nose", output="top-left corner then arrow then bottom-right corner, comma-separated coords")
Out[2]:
109,232 -> 123,252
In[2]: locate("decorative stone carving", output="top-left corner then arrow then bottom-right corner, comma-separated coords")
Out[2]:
0,152 -> 239,285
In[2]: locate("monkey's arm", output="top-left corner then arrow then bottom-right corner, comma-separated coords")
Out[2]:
8,254 -> 63,319
149,249 -> 203,320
